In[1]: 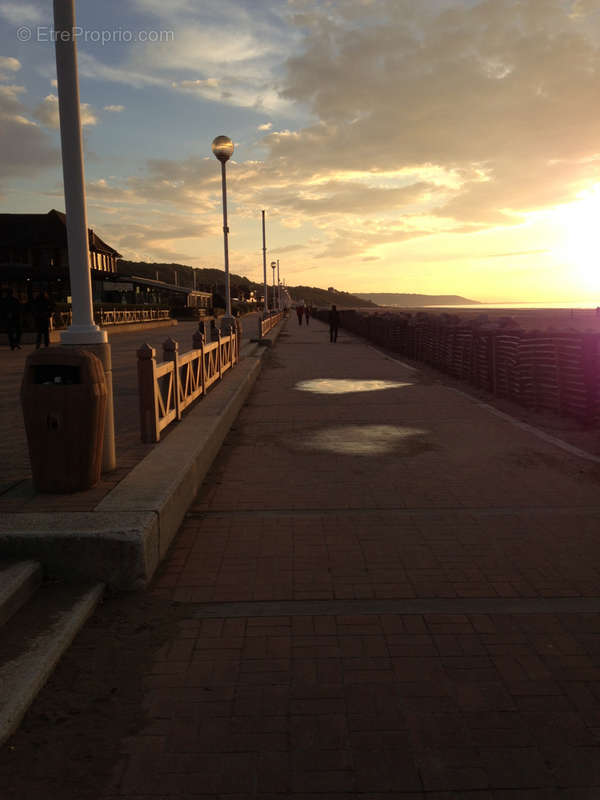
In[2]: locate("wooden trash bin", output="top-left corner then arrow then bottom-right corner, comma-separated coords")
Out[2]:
20,347 -> 107,493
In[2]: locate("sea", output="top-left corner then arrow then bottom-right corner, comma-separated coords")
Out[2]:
407,301 -> 599,310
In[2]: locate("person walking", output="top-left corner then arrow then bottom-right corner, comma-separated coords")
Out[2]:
305,305 -> 311,326
2,289 -> 22,350
296,304 -> 304,326
33,290 -> 54,349
329,304 -> 339,343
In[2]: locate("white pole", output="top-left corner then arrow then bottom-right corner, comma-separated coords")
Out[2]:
53,0 -> 116,471
261,210 -> 268,314
54,0 -> 105,345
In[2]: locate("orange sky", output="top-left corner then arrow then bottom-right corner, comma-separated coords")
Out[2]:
2,0 -> 600,301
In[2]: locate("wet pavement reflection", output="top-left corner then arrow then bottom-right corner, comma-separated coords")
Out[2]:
295,378 -> 412,394
298,424 -> 429,456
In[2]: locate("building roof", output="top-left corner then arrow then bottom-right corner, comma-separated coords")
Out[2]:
127,274 -> 211,296
0,209 -> 121,257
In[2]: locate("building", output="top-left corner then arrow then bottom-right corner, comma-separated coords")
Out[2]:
0,209 -> 121,304
0,210 -> 211,315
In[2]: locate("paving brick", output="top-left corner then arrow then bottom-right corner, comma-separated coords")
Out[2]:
354,750 -> 422,792
480,747 -> 554,788
417,749 -> 489,792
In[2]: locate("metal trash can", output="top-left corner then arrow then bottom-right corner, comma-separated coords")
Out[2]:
20,347 -> 107,493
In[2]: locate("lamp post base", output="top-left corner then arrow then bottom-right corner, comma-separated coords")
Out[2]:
60,325 -> 107,345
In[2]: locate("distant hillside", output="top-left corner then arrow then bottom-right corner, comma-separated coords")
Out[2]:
117,260 -> 255,294
356,293 -> 480,307
118,261 -> 379,308
290,285 -> 378,308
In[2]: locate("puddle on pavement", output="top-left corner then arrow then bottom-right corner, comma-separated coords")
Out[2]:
295,424 -> 431,456
295,378 -> 412,395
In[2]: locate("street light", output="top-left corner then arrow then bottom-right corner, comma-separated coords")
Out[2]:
270,261 -> 277,312
261,210 -> 268,314
277,259 -> 281,310
212,135 -> 234,330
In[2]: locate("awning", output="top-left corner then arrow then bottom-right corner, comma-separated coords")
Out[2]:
127,275 -> 210,297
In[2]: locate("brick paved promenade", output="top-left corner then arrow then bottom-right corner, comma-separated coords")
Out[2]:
2,316 -> 600,797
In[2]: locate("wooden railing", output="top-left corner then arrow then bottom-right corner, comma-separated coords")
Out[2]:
100,308 -> 171,326
50,307 -> 171,330
137,327 -> 240,442
259,310 -> 283,338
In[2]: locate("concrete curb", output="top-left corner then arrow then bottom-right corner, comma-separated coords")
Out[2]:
0,319 -> 285,589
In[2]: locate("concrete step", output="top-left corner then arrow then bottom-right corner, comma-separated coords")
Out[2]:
0,560 -> 43,628
0,580 -> 104,746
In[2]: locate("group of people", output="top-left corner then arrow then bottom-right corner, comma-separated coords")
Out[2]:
0,289 -> 55,351
295,302 -> 313,326
294,303 -> 340,343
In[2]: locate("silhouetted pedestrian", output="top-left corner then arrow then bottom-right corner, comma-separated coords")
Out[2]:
296,305 -> 304,326
329,304 -> 339,343
33,290 -> 54,349
305,305 -> 311,326
2,289 -> 22,350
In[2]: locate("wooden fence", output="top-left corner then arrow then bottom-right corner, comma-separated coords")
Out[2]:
137,327 -> 240,442
51,307 -> 171,330
259,311 -> 283,338
314,309 -> 600,426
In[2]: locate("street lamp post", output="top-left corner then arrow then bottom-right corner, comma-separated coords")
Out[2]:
271,261 -> 277,311
277,259 -> 281,310
53,0 -> 115,471
261,210 -> 268,314
212,135 -> 234,331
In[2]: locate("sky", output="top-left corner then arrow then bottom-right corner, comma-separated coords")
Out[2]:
1,0 -> 600,302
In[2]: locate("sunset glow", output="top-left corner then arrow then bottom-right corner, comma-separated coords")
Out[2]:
551,186 -> 600,294
2,0 -> 600,302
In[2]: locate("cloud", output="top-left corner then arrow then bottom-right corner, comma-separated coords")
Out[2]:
32,94 -> 98,129
103,104 -> 125,113
0,1 -> 43,25
0,56 -> 21,81
261,179 -> 439,216
77,2 -> 299,112
97,210 -> 214,263
263,0 -> 600,225
46,0 -> 600,270
0,84 -> 57,180
78,52 -> 169,90
174,79 -> 219,90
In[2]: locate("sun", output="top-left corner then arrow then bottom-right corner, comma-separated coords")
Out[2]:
552,185 -> 600,294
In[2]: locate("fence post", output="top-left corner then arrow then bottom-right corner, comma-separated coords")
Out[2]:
200,334 -> 207,395
582,333 -> 599,426
137,343 -> 159,443
192,327 -> 203,350
258,314 -> 263,340
234,318 -> 241,362
163,337 -> 181,420
217,330 -> 223,380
